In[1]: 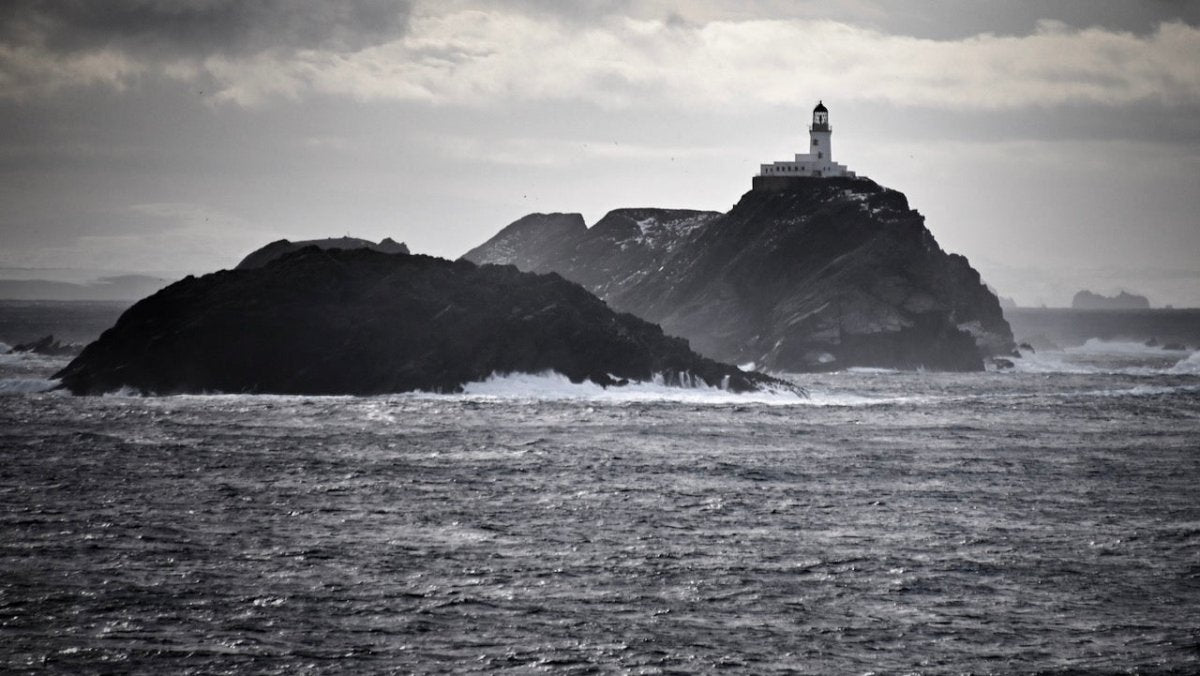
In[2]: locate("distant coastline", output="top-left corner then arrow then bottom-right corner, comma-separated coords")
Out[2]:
0,275 -> 171,302
1005,307 -> 1200,349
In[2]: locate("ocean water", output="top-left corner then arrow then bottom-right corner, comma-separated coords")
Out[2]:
2,320 -> 1200,673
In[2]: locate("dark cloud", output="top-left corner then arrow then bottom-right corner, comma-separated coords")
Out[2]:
0,0 -> 412,57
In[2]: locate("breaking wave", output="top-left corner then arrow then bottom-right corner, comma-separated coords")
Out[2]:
0,350 -> 71,368
454,371 -> 805,404
1065,338 -> 1190,356
1012,339 -> 1197,376
1168,350 -> 1200,375
446,371 -> 929,407
0,378 -> 59,394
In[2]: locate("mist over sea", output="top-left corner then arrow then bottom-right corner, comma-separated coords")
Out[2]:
2,303 -> 1199,673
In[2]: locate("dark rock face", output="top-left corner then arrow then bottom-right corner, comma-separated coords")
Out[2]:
235,237 -> 409,270
56,248 -> 789,396
8,334 -> 82,357
464,177 -> 1014,371
1072,290 -> 1151,310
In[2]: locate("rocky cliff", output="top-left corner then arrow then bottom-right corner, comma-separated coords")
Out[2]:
56,247 -> 790,396
236,236 -> 409,269
464,177 -> 1014,371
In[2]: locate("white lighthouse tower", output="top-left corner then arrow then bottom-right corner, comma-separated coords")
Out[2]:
756,100 -> 854,182
809,101 -> 831,167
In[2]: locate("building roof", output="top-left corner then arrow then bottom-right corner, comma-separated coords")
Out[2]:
813,100 -> 827,113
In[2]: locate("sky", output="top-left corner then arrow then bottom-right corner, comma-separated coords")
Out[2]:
1,0 -> 1198,307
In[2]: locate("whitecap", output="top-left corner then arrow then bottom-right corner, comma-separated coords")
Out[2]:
844,367 -> 903,375
101,386 -> 146,397
1168,351 -> 1200,375
449,371 -> 805,405
1065,338 -> 1188,356
800,390 -> 924,407
0,378 -> 60,395
1010,340 -> 1194,376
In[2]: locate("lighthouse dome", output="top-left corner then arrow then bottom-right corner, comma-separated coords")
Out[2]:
813,101 -> 828,113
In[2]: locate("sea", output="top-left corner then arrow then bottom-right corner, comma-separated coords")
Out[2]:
2,302 -> 1199,674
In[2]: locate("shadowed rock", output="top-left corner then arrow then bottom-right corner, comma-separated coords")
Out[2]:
465,177 -> 1014,372
8,334 -> 83,357
56,248 -> 794,396
236,236 -> 409,270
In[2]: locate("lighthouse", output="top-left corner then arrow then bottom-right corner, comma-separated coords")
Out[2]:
809,101 -> 831,166
755,100 -> 855,185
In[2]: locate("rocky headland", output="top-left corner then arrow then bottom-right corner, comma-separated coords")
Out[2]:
465,177 -> 1014,371
56,247 -> 791,396
7,334 -> 83,357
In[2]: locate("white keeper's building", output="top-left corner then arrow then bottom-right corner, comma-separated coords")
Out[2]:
758,101 -> 855,179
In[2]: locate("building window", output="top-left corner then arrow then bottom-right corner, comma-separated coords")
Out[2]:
818,152 -> 823,159
813,139 -> 819,146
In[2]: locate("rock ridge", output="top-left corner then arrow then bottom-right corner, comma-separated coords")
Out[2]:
236,236 -> 409,270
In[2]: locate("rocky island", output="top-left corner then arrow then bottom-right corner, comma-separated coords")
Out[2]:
466,102 -> 1013,372
1071,290 -> 1151,310
465,177 -> 1014,372
56,248 -> 791,396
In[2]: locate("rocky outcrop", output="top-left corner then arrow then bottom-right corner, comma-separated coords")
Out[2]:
1072,290 -> 1151,310
235,236 -> 409,270
56,248 -> 792,396
8,334 -> 82,357
464,177 -> 1015,372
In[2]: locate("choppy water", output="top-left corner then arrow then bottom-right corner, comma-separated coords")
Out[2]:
2,340 -> 1199,673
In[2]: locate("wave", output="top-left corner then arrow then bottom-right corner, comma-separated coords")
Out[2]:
449,371 -> 934,407
0,351 -> 72,368
1011,340 -> 1198,376
1168,351 -> 1200,375
1089,383 -> 1200,397
455,371 -> 805,404
1064,338 -> 1190,356
844,367 -> 904,375
0,377 -> 60,395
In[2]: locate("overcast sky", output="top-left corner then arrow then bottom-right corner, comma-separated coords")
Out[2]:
1,0 -> 1198,306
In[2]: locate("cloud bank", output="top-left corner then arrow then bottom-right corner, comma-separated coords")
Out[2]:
2,3 -> 1197,110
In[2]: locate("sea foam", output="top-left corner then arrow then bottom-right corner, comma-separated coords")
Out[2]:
1065,338 -> 1189,356
0,378 -> 59,395
1012,339 -> 1196,376
1168,351 -> 1200,375
454,371 -> 805,404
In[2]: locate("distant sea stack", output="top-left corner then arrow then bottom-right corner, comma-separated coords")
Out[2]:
465,103 -> 1013,372
56,248 -> 789,396
236,236 -> 409,270
1071,290 -> 1151,310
